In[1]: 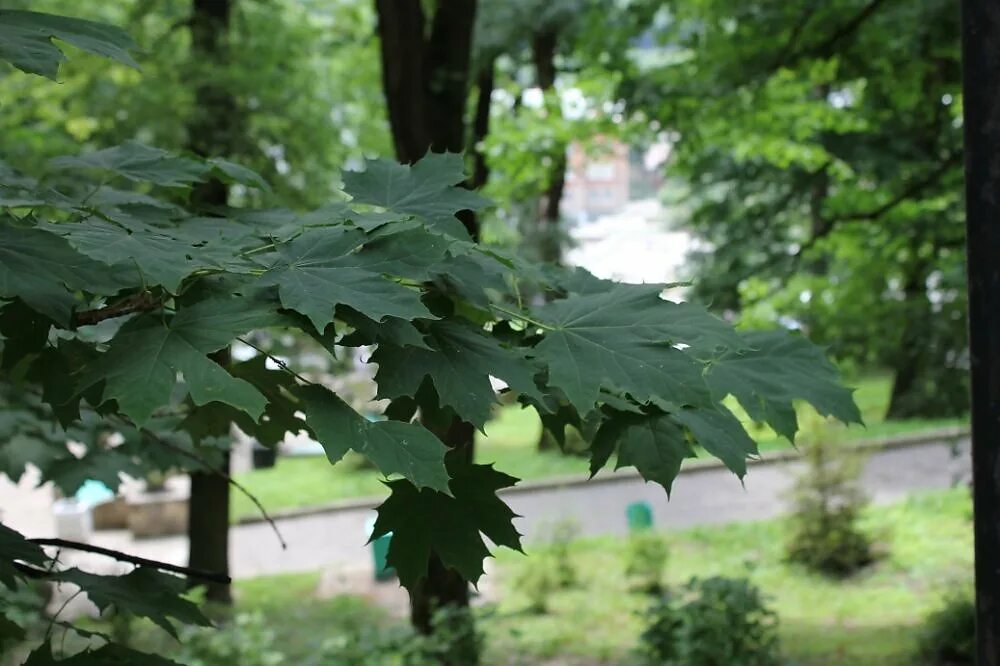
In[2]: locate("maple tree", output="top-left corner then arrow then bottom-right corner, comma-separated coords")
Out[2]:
0,9 -> 860,663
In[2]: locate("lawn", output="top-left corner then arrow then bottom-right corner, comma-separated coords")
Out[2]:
231,373 -> 967,522
122,488 -> 973,665
486,488 -> 973,665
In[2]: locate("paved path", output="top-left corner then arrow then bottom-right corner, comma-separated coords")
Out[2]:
5,435 -> 970,580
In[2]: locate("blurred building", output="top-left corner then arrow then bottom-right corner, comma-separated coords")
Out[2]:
562,137 -> 667,221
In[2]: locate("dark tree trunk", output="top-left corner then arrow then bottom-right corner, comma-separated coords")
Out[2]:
886,261 -> 932,420
187,453 -> 232,603
374,2 -> 480,658
532,29 -> 566,452
186,0 -> 236,605
532,28 -> 566,268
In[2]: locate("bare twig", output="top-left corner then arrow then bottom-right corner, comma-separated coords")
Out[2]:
29,538 -> 232,584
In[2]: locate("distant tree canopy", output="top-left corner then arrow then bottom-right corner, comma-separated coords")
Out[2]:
623,0 -> 966,419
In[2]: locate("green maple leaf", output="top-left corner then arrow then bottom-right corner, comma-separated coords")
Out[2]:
704,330 -> 862,440
0,219 -> 127,324
45,218 -> 213,293
24,642 -> 182,665
0,523 -> 47,589
78,297 -> 282,425
295,385 -> 449,492
372,321 -> 542,429
182,356 -> 303,447
50,142 -> 206,188
372,460 -> 522,588
671,404 -> 758,477
259,226 -> 437,331
530,284 -> 724,414
0,10 -> 138,79
337,307 -> 430,349
592,412 -> 697,494
53,567 -> 210,638
342,153 -> 489,238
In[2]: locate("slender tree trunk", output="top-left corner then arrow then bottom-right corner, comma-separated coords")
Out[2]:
186,0 -> 236,604
886,260 -> 931,420
532,29 -> 567,452
373,2 -> 481,658
532,28 -> 566,268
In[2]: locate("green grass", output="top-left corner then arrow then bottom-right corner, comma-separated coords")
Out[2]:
232,373 -> 967,522
485,488 -> 974,665
123,488 -> 974,665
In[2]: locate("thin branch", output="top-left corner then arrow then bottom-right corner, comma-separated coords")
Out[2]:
236,337 -> 315,387
806,0 -> 890,59
822,151 -> 961,225
130,420 -> 288,551
30,538 -> 232,584
74,292 -> 162,327
772,2 -> 821,70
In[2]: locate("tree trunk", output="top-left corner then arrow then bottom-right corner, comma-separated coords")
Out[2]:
532,29 -> 566,452
886,259 -> 931,420
374,2 -> 480,658
532,28 -> 566,268
186,0 -> 236,604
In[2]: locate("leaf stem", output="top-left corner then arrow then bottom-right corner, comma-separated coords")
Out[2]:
236,337 -> 315,386
490,304 -> 554,331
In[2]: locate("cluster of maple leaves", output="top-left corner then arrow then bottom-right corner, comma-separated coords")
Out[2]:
0,9 -> 859,663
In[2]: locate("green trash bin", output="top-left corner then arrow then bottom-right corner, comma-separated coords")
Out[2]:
366,516 -> 396,581
626,501 -> 654,533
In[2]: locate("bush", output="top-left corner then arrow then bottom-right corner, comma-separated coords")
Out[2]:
512,519 -> 580,613
785,427 -> 874,576
640,576 -> 781,666
319,605 -> 482,666
625,531 -> 669,595
175,612 -> 285,666
917,593 -> 975,665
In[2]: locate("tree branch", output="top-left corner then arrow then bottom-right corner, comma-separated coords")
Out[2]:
806,0 -> 890,59
468,58 -> 496,191
27,538 -> 231,584
140,423 -> 288,551
74,292 -> 161,327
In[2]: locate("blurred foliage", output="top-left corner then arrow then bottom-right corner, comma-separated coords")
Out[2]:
622,0 -> 967,419
0,0 -> 390,210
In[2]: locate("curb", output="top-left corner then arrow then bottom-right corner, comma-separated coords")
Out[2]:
234,425 -> 970,526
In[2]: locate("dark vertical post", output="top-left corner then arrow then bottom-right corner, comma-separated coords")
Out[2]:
962,2 -> 1000,662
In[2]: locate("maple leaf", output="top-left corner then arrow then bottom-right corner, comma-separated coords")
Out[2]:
295,385 -> 449,492
529,284 -> 727,414
0,219 -> 128,324
372,320 -> 542,429
0,523 -> 47,589
704,329 -> 862,440
24,642 -> 182,665
342,153 -> 489,238
0,9 -> 138,79
259,226 -> 437,331
53,567 -> 210,638
372,460 -> 522,588
77,297 -> 283,425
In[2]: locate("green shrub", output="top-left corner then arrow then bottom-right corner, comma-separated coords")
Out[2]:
625,531 -> 669,595
175,612 -> 285,666
917,592 -> 975,665
511,557 -> 562,614
511,520 -> 580,613
318,605 -> 482,666
640,576 -> 781,666
785,427 -> 874,576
